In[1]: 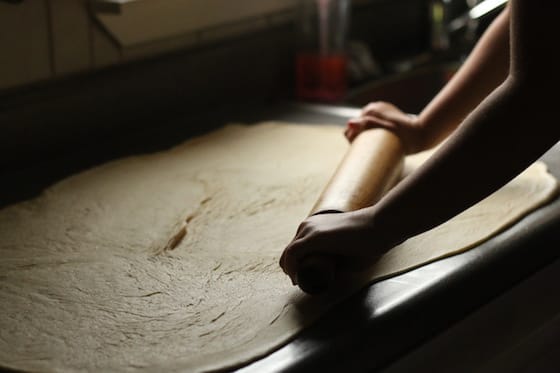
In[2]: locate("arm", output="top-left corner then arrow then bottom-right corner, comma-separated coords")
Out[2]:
346,5 -> 511,153
371,0 -> 560,243
417,3 -> 511,149
281,0 -> 560,283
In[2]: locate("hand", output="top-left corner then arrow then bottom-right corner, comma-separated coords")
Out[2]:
345,101 -> 426,154
279,209 -> 391,285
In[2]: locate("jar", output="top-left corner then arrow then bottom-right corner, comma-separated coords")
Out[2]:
295,0 -> 350,103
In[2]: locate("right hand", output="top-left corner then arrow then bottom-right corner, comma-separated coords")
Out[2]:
345,101 -> 427,154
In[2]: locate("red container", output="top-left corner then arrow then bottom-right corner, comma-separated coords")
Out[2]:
296,52 -> 347,102
295,0 -> 350,103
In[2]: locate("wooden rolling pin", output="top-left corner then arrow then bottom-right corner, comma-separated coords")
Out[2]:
297,128 -> 405,295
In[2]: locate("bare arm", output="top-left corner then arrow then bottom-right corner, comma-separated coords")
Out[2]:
369,0 -> 560,245
347,5 -> 511,153
281,0 -> 560,283
418,4 -> 511,149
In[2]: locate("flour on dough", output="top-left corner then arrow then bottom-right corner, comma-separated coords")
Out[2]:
0,123 -> 557,372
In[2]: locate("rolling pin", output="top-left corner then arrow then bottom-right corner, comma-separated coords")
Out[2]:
297,128 -> 405,295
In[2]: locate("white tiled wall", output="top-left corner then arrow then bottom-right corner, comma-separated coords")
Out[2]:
0,0 -> 368,91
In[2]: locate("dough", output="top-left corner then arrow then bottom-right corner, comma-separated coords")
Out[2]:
0,123 -> 557,372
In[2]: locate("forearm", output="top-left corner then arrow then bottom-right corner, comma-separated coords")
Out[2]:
418,5 -> 511,149
281,0 -> 560,287
369,76 -> 559,248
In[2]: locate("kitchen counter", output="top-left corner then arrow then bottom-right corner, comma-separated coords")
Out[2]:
2,102 -> 560,372
239,103 -> 560,372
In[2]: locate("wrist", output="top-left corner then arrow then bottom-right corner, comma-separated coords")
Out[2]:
362,206 -> 407,254
411,114 -> 441,153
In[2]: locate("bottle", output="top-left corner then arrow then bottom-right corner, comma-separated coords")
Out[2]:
295,0 -> 350,103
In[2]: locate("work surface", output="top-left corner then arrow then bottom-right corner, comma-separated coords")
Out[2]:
2,103 -> 560,372
240,107 -> 560,372
239,130 -> 560,373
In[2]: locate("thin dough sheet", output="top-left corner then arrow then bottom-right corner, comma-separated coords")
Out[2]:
0,123 -> 557,372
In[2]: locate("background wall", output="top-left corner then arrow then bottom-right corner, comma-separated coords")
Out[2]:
0,0 -> 429,92
0,0 -> 430,177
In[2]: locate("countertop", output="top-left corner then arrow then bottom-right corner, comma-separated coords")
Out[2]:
2,102 -> 560,372
237,103 -> 560,372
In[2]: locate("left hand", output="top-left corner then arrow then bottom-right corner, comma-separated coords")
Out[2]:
279,209 -> 391,285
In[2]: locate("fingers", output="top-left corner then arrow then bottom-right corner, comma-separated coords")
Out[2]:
345,120 -> 360,142
279,217 -> 334,284
346,115 -> 396,142
346,101 -> 397,142
279,212 -> 378,287
361,101 -> 395,117
279,221 -> 312,282
281,238 -> 306,284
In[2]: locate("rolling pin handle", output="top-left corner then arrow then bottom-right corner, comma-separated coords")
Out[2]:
296,255 -> 336,295
296,128 -> 404,295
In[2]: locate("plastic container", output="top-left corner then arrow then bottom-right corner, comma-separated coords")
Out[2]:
295,0 -> 350,103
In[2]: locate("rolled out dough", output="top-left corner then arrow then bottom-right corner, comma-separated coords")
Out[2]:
0,123 -> 557,372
